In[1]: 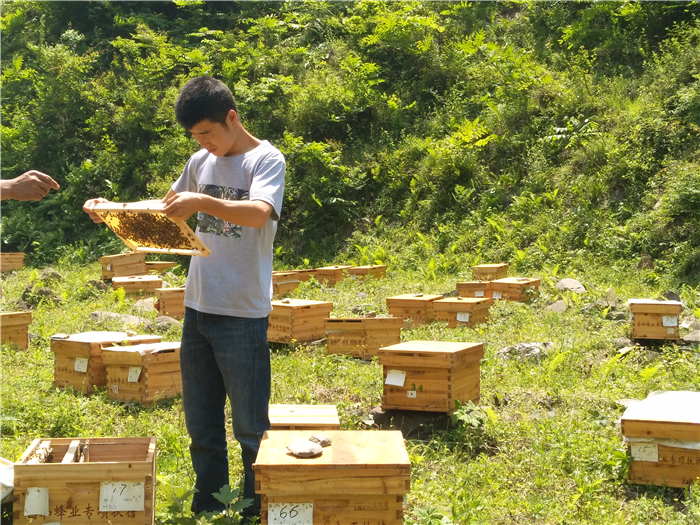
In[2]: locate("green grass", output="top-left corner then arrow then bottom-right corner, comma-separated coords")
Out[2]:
2,259 -> 699,524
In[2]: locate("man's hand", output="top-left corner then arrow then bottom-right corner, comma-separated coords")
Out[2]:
83,197 -> 109,223
1,170 -> 60,201
162,191 -> 203,220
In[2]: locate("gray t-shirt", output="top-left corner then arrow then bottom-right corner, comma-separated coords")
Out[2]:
171,140 -> 285,318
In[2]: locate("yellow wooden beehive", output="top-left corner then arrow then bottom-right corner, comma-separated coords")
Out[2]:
268,404 -> 341,431
471,263 -> 508,281
490,277 -> 540,302
456,281 -> 492,300
99,252 -> 147,280
254,430 -> 410,525
378,340 -> 484,413
312,265 -> 355,286
272,271 -> 300,298
288,269 -> 316,282
1,252 -> 25,272
347,265 -> 387,280
268,299 -> 334,343
102,342 -> 181,405
144,261 -> 177,274
112,275 -> 162,295
51,331 -> 162,394
628,299 -> 683,341
1,311 -> 32,350
13,436 -> 156,525
386,293 -> 444,328
433,297 -> 491,328
621,391 -> 700,488
325,316 -> 403,359
154,287 -> 185,319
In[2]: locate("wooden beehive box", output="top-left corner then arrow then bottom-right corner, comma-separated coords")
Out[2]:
254,430 -> 410,525
288,269 -> 316,282
471,263 -> 508,281
102,342 -> 181,405
51,332 -> 162,394
144,261 -> 177,274
269,405 -> 341,431
325,316 -> 403,359
628,299 -> 683,341
112,275 -> 162,295
13,436 -> 156,525
1,252 -> 25,272
490,277 -> 540,302
386,293 -> 444,328
154,287 -> 185,319
99,253 -> 147,280
378,340 -> 484,413
456,281 -> 492,300
347,265 -> 387,280
621,391 -> 700,488
433,297 -> 491,328
312,265 -> 355,286
1,311 -> 32,350
268,299 -> 334,343
272,271 -> 300,298
92,200 -> 210,257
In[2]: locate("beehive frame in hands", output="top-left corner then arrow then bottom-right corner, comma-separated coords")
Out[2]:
92,200 -> 210,257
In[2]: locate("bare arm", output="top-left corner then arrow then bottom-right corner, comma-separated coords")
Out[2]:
1,170 -> 60,201
162,191 -> 273,228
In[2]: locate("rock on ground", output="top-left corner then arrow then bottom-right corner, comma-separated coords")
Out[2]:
496,342 -> 554,361
90,311 -> 151,330
556,278 -> 587,294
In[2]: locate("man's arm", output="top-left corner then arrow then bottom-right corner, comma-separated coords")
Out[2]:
162,191 -> 273,228
1,170 -> 60,201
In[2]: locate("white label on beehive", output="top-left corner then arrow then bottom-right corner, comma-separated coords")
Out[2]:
106,264 -> 112,270
268,503 -> 313,524
662,316 -> 678,327
99,481 -> 145,512
74,357 -> 88,373
474,291 -> 485,297
457,312 -> 470,323
492,292 -> 503,299
407,390 -> 417,398
111,384 -> 119,394
24,487 -> 49,516
668,328 -> 675,335
630,443 -> 658,462
385,369 -> 406,387
128,367 -> 142,382
629,313 -> 634,322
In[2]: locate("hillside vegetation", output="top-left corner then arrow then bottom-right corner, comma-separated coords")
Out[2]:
1,1 -> 700,284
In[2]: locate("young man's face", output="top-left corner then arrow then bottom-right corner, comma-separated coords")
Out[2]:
188,111 -> 238,157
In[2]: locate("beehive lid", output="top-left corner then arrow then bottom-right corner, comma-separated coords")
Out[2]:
628,299 -> 683,313
92,200 -> 210,256
253,430 -> 409,470
434,297 -> 490,307
112,275 -> 162,284
102,341 -> 180,356
387,293 -> 444,302
51,331 -> 158,344
378,340 -> 482,357
472,263 -> 508,270
492,277 -> 540,285
273,298 -> 333,308
315,265 -> 354,271
1,311 -> 32,325
621,391 -> 700,428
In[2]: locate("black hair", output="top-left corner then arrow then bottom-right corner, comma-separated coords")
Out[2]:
174,76 -> 238,130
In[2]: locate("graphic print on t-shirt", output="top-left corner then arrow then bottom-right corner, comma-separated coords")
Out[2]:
197,184 -> 249,238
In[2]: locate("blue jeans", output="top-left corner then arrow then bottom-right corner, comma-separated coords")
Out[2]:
180,307 -> 271,516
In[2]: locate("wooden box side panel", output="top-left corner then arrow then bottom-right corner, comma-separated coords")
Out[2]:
262,494 -> 404,525
621,420 -> 700,441
627,446 -> 700,488
1,326 -> 30,349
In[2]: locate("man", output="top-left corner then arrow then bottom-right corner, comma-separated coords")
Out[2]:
85,76 -> 285,522
1,170 -> 60,201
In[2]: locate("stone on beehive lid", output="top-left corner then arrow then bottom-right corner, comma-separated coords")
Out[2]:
628,299 -> 683,341
99,252 -> 147,279
433,297 -> 491,328
12,436 -> 156,525
51,331 -> 162,394
347,265 -> 387,280
1,311 -> 32,350
112,274 -> 162,295
471,263 -> 508,281
102,341 -> 181,405
267,299 -> 334,343
621,391 -> 700,488
311,265 -> 354,286
378,340 -> 484,413
456,281 -> 492,300
269,404 -> 340,431
253,430 -> 410,525
490,277 -> 541,302
324,316 -> 403,359
154,287 -> 185,319
386,293 -> 444,328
